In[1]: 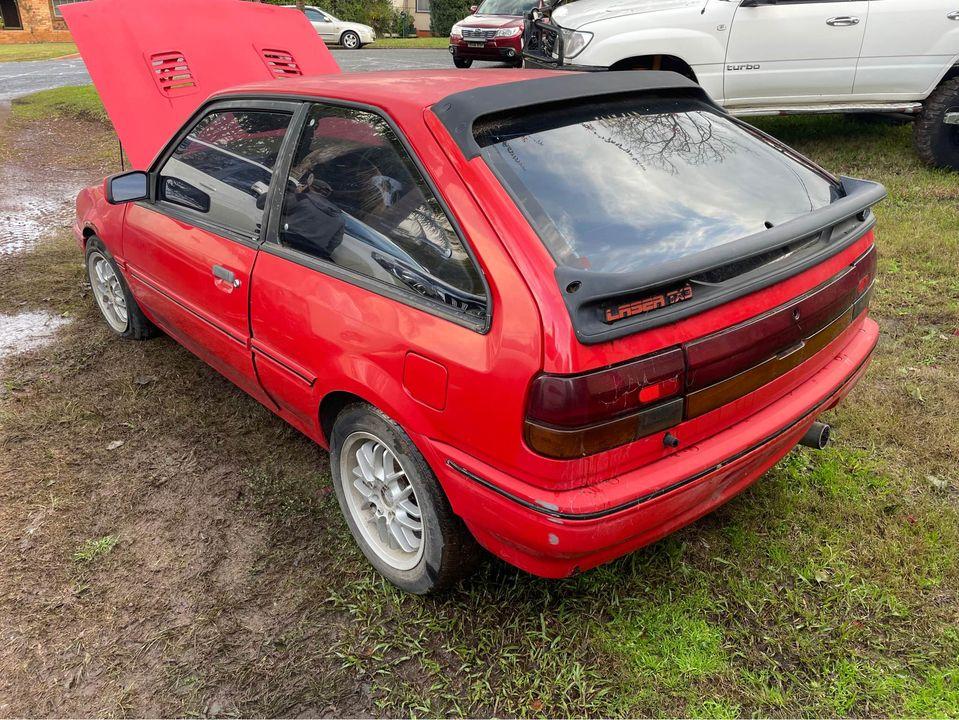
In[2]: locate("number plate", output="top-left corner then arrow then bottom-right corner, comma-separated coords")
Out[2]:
466,41 -> 485,47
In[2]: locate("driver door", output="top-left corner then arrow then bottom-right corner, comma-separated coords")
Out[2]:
122,101 -> 297,402
724,0 -> 870,105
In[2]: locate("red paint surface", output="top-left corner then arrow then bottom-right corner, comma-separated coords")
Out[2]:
61,0 -> 338,168
403,353 -> 450,411
449,14 -> 525,61
72,58 -> 881,577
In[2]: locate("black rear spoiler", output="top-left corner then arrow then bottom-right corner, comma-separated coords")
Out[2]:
555,177 -> 887,344
433,71 -> 712,160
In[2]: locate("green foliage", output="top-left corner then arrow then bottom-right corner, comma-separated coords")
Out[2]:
73,535 -> 118,564
393,10 -> 416,38
429,0 -> 472,36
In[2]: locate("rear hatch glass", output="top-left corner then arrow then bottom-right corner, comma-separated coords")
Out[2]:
475,96 -> 840,274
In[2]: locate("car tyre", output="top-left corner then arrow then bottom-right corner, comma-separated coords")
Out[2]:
85,236 -> 158,340
330,402 -> 481,594
340,31 -> 361,50
914,77 -> 959,170
453,57 -> 473,69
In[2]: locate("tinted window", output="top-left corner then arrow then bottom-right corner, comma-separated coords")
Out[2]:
304,8 -> 326,20
159,110 -> 292,239
476,0 -> 538,14
476,98 -> 839,274
277,104 -> 487,318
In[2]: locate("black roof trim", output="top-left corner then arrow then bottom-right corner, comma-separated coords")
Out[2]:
432,70 -> 715,160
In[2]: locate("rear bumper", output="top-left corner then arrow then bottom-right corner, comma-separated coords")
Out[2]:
430,317 -> 879,578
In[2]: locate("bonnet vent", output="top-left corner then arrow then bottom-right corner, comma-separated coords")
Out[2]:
260,48 -> 303,78
148,51 -> 198,97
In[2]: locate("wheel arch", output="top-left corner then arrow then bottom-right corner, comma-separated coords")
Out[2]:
608,53 -> 697,82
81,224 -> 99,247
319,390 -> 367,446
941,63 -> 959,85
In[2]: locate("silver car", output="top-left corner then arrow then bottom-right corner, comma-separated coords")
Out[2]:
286,5 -> 376,49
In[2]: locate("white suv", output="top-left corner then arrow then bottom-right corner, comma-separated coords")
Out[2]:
524,0 -> 959,168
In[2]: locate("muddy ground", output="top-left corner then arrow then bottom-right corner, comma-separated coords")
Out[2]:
1,97 -> 957,718
0,108 -> 373,716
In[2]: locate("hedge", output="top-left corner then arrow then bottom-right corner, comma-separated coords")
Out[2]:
429,0 -> 473,37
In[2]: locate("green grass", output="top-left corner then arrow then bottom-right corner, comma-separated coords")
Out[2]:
371,36 -> 449,49
0,42 -> 77,63
0,91 -> 957,717
73,535 -> 118,564
10,84 -> 107,124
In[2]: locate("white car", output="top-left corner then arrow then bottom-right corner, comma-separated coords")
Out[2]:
524,0 -> 959,168
286,4 -> 376,49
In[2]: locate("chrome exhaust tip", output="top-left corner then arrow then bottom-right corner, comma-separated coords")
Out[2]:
800,421 -> 831,450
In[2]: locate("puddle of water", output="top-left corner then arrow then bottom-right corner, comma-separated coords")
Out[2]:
0,311 -> 71,363
0,100 -> 95,256
0,195 -> 74,255
0,172 -> 84,256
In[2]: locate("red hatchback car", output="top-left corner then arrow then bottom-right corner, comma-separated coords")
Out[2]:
67,0 -> 883,594
449,0 -> 539,68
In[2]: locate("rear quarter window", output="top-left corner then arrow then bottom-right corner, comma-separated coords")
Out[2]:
475,97 -> 840,274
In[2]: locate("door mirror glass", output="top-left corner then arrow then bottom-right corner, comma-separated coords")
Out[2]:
470,5 -> 478,12
161,176 -> 211,213
106,171 -> 149,204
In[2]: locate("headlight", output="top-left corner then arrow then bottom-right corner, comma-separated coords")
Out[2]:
451,23 -> 463,37
495,26 -> 522,38
560,27 -> 593,59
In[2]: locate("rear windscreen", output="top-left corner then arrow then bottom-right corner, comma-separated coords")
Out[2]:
475,97 -> 840,274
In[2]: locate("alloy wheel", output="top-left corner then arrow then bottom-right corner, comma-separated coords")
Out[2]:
88,251 -> 128,333
340,431 -> 424,570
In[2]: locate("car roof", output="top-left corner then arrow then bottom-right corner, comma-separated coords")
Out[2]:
214,69 -> 564,115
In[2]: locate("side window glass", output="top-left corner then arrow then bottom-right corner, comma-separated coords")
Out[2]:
277,104 -> 488,319
305,8 -> 324,20
159,109 -> 292,240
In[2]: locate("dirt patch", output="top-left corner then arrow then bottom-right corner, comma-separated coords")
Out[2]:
0,104 -> 117,256
0,113 -> 368,717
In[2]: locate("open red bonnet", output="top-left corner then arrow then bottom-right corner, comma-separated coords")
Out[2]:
61,0 -> 340,169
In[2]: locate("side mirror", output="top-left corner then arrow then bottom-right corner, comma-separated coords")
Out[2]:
470,5 -> 478,13
106,170 -> 149,204
161,176 -> 211,213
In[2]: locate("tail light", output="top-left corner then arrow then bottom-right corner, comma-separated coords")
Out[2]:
524,349 -> 685,459
525,248 -> 877,460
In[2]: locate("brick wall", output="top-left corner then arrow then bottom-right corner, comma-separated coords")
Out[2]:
0,0 -> 73,44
